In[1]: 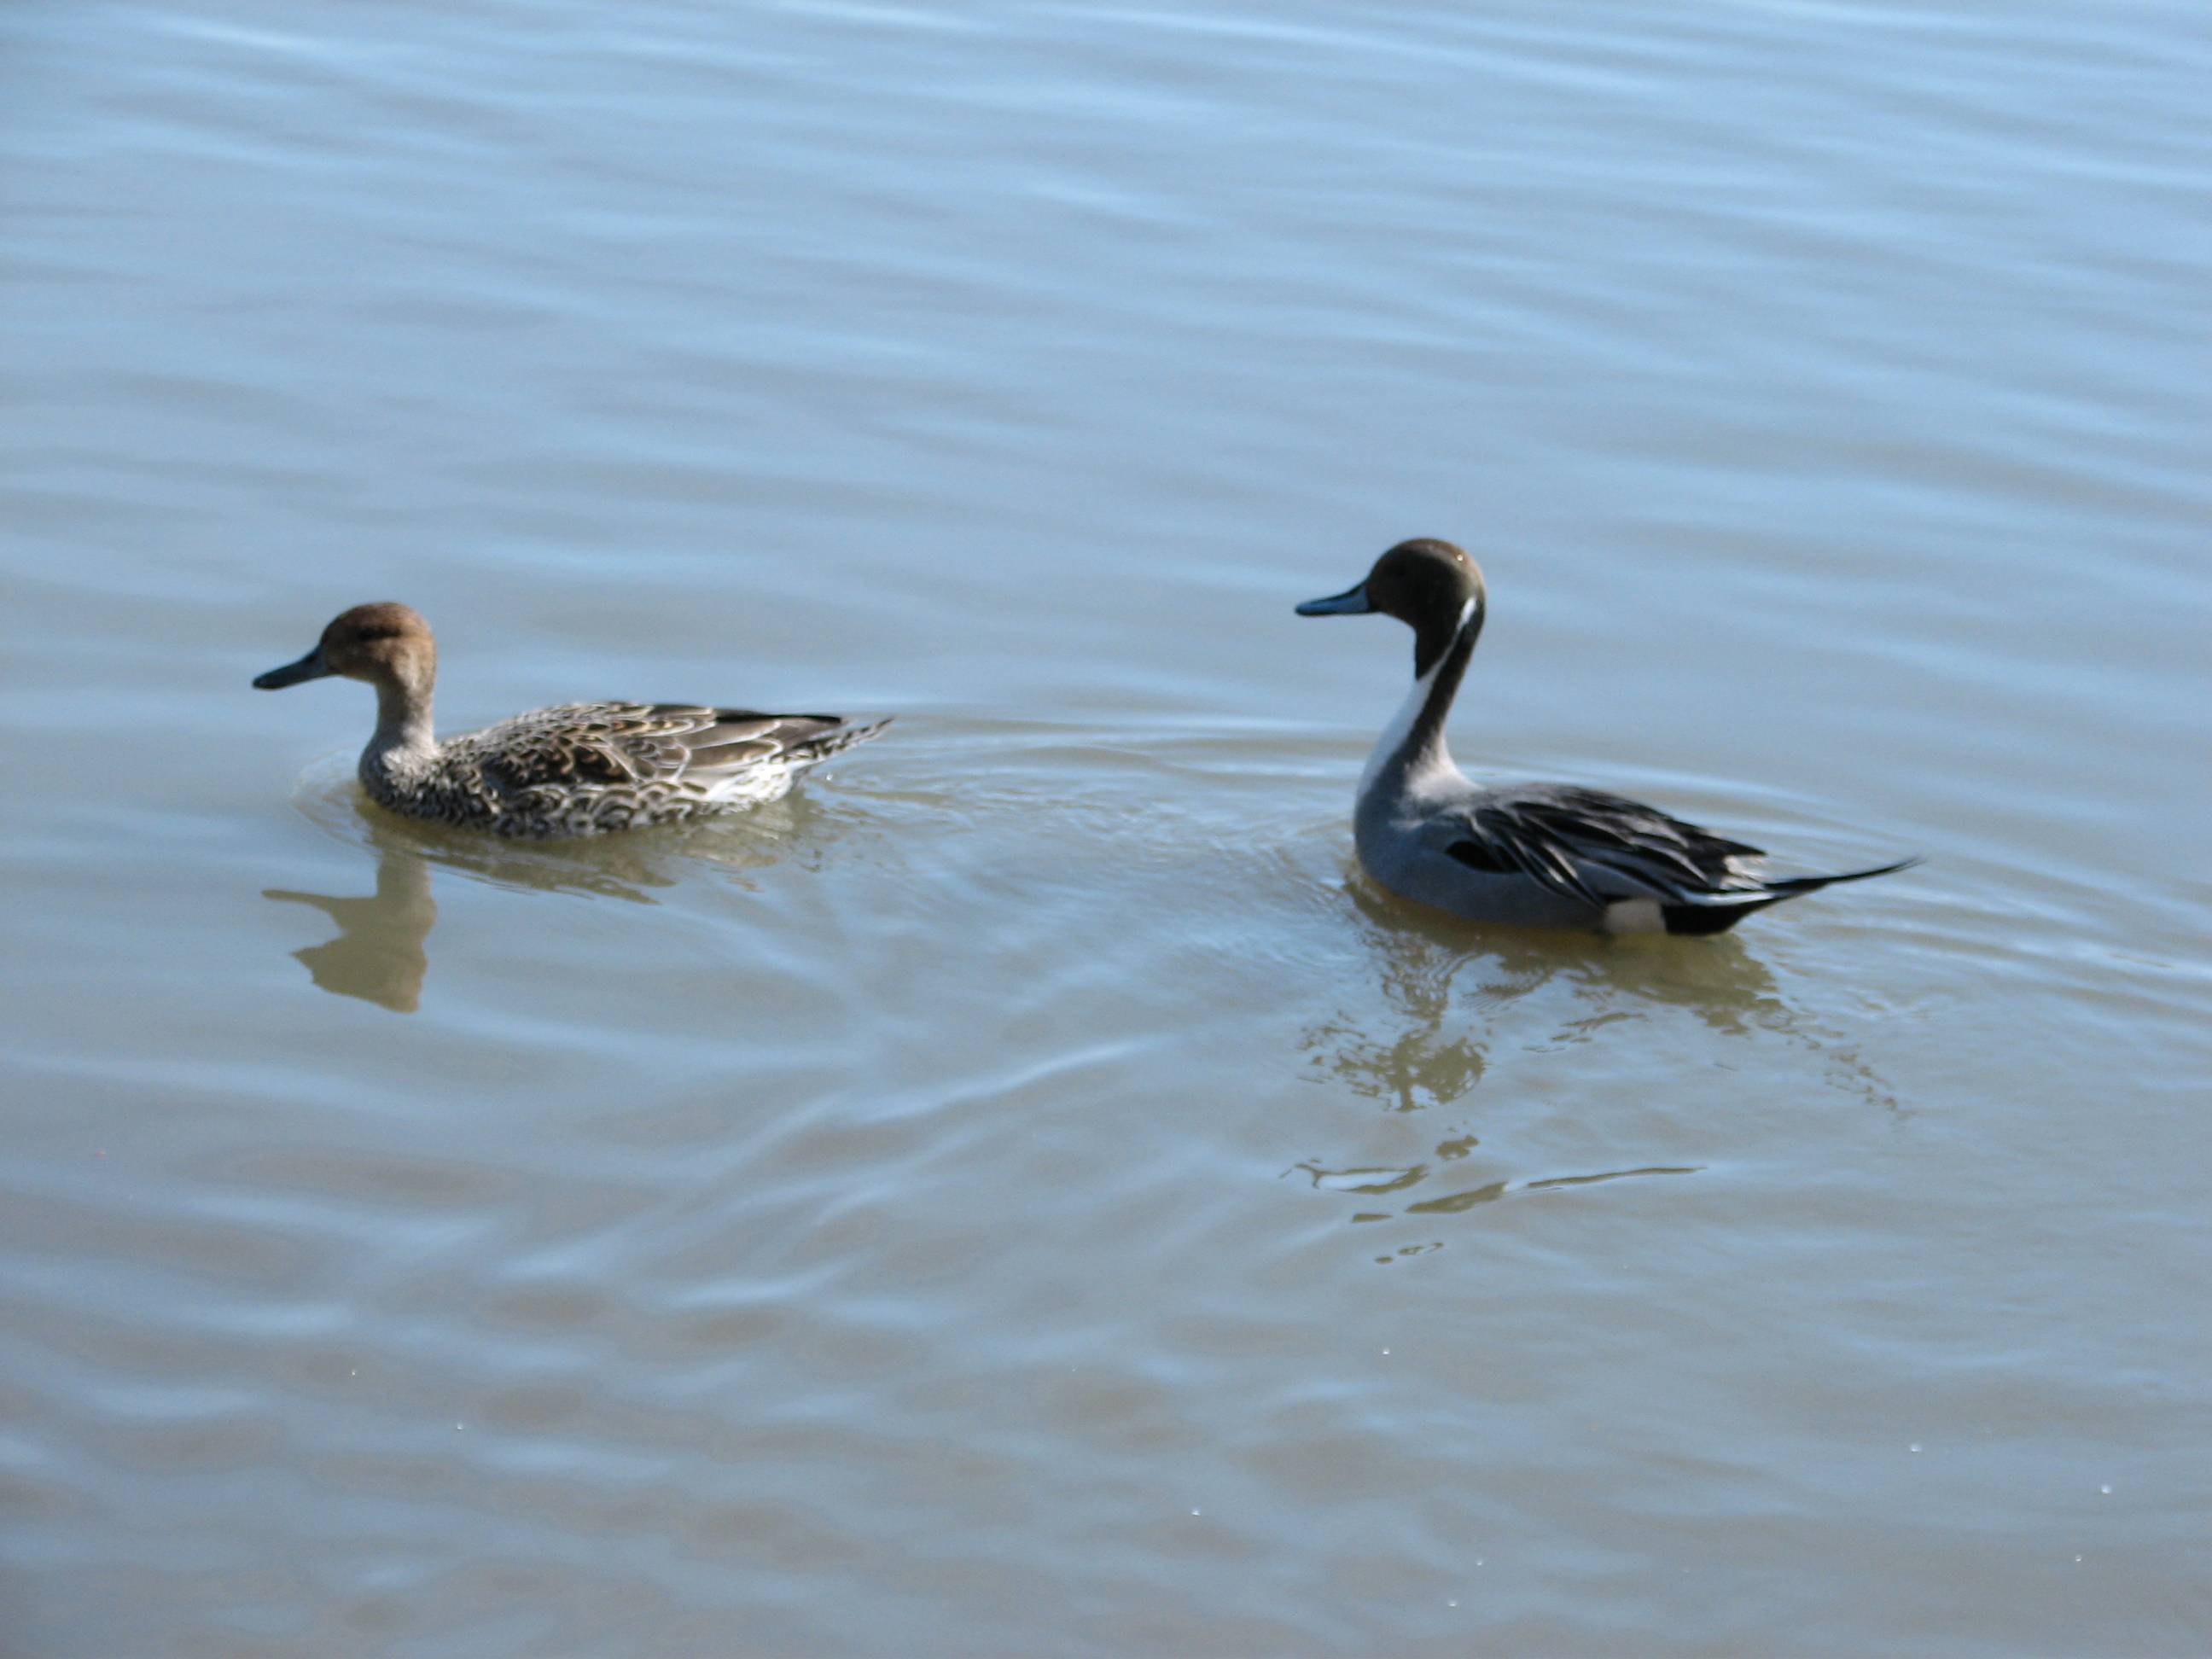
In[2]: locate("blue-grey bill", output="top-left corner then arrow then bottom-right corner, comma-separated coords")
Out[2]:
253,650 -> 331,690
1295,584 -> 1374,616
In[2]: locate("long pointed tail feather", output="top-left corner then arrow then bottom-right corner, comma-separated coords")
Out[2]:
1662,855 -> 1920,936
1762,854 -> 1923,897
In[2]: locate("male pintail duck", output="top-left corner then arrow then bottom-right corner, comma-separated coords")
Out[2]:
1296,539 -> 1917,934
254,602 -> 887,837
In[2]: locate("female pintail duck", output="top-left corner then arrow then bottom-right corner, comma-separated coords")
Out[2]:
1296,539 -> 1917,934
253,602 -> 888,838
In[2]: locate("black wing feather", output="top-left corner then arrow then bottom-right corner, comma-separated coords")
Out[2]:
1455,786 -> 1767,910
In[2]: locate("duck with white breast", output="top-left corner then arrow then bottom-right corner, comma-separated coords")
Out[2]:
1296,538 -> 1915,934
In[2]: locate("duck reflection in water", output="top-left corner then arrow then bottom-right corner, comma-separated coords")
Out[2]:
265,841 -> 439,1013
1303,874 -> 1790,1115
1289,875 -> 1873,1239
263,787 -> 862,1012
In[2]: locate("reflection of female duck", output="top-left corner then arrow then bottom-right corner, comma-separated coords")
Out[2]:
265,844 -> 438,1014
265,775 -> 876,1012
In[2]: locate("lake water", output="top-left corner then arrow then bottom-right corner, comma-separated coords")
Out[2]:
3,2 -> 2208,1654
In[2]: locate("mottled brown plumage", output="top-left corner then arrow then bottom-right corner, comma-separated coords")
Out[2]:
255,604 -> 886,837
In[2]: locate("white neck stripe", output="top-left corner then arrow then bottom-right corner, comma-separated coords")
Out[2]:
1359,599 -> 1476,795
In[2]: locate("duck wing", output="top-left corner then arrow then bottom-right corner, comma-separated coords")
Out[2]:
463,702 -> 883,795
1443,784 -> 1767,910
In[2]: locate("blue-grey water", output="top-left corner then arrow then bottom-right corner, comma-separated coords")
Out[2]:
3,3 -> 2209,1655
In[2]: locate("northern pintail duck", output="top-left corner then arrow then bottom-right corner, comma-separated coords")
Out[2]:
254,602 -> 887,837
1296,539 -> 1916,934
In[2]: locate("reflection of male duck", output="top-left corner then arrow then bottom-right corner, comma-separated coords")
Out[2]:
265,842 -> 439,1014
1295,877 -> 1895,1235
1305,876 -> 1790,1114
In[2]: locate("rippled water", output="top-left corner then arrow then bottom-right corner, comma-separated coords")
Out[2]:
5,2 -> 2209,1654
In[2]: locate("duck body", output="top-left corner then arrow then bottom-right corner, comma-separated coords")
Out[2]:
1301,540 -> 1915,935
257,604 -> 886,839
359,700 -> 886,838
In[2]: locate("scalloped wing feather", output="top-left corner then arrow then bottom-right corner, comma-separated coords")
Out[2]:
396,702 -> 888,835
453,703 -> 854,793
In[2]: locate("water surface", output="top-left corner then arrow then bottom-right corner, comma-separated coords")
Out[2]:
4,2 -> 2209,1654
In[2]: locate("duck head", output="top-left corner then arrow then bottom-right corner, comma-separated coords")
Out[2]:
254,602 -> 437,698
1297,538 -> 1486,677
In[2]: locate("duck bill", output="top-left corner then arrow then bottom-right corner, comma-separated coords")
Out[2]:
253,649 -> 332,690
1295,582 -> 1374,616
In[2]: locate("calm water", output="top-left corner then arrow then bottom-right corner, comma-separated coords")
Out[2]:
4,2 -> 2209,1654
